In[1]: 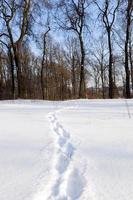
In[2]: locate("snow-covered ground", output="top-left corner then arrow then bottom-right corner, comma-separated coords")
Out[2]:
0,99 -> 133,200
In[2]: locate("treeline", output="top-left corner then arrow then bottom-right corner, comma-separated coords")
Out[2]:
0,0 -> 133,100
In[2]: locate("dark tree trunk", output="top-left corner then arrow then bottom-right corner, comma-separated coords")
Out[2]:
101,63 -> 105,99
79,35 -> 86,98
72,55 -> 76,98
6,22 -> 22,98
107,30 -> 114,99
41,27 -> 50,100
41,56 -> 45,100
13,44 -> 22,98
45,59 -> 48,100
125,40 -> 131,98
130,52 -> 133,93
8,48 -> 15,99
129,34 -> 133,94
124,0 -> 132,98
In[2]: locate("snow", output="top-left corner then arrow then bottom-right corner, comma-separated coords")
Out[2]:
0,99 -> 133,200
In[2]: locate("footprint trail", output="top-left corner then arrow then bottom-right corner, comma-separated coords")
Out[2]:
47,109 -> 85,200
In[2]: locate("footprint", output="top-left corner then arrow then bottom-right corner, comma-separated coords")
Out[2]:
66,169 -> 85,199
55,154 -> 69,174
53,126 -> 60,135
63,131 -> 70,139
56,196 -> 67,200
64,142 -> 75,158
58,124 -> 70,139
52,178 -> 61,196
53,123 -> 63,136
58,137 -> 67,147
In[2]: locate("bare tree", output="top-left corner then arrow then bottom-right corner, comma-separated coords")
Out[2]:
124,0 -> 133,98
94,0 -> 120,98
41,26 -> 51,99
0,0 -> 32,98
65,37 -> 80,98
90,34 -> 108,98
56,0 -> 90,98
129,31 -> 133,92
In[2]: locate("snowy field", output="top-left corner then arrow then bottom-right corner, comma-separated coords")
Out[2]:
0,99 -> 133,200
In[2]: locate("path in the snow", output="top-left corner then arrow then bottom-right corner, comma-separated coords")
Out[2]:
47,108 -> 86,200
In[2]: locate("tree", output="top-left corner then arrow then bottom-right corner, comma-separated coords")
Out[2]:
90,34 -> 108,98
41,26 -> 51,99
65,37 -> 81,98
56,0 -> 90,98
129,30 -> 133,92
124,0 -> 133,98
0,0 -> 32,98
94,0 -> 121,98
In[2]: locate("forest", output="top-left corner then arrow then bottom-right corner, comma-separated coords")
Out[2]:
0,0 -> 133,100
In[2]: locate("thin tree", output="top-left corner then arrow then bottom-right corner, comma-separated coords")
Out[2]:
94,0 -> 120,98
41,26 -> 51,100
129,32 -> 133,92
56,0 -> 90,98
124,0 -> 133,98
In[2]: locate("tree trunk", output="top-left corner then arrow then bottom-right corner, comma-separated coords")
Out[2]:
107,30 -> 114,99
6,22 -> 22,98
13,44 -> 22,98
125,39 -> 131,98
129,35 -> 133,94
79,35 -> 86,98
124,0 -> 132,98
72,55 -> 76,98
8,48 -> 15,99
41,55 -> 45,100
41,27 -> 50,100
101,64 -> 105,99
